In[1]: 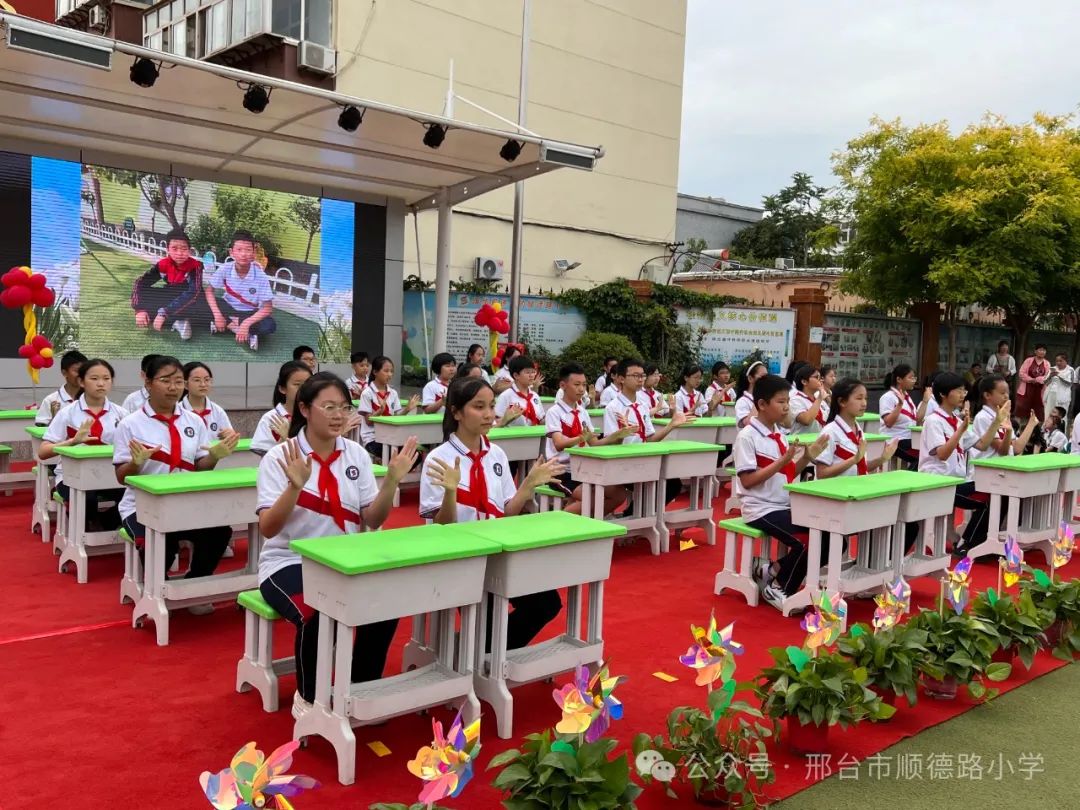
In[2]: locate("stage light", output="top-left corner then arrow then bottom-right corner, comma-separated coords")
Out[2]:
129,57 -> 159,88
337,105 -> 364,132
422,123 -> 447,149
241,83 -> 271,114
499,139 -> 523,163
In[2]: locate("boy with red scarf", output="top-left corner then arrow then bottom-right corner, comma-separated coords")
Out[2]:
131,229 -> 204,340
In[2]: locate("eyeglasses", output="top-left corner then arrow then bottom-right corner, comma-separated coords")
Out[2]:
152,377 -> 186,388
625,373 -> 646,379
312,403 -> 356,416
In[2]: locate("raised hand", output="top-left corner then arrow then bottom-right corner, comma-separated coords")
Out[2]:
206,431 -> 239,460
780,442 -> 799,465
503,404 -> 524,423
806,433 -> 830,461
387,436 -> 419,482
524,455 -> 566,489
670,409 -> 690,426
855,439 -> 867,463
50,399 -> 62,417
997,399 -> 1012,423
344,410 -> 363,434
883,439 -> 899,462
405,394 -> 421,413
922,387 -> 933,403
532,375 -> 546,391
70,418 -> 93,445
277,438 -> 312,491
426,456 -> 461,493
129,439 -> 158,468
269,414 -> 290,443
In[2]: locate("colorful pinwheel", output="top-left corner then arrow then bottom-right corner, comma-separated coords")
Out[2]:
801,591 -> 847,651
199,741 -> 318,810
553,661 -> 626,743
1002,536 -> 1024,587
1053,522 -> 1074,570
872,575 -> 911,632
945,556 -> 973,615
677,613 -> 743,688
406,708 -> 481,807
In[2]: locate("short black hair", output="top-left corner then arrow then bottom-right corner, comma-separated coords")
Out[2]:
614,357 -> 644,377
140,353 -> 163,374
711,361 -> 729,376
165,228 -> 190,247
559,362 -> 586,381
293,345 -> 316,361
231,229 -> 256,248
508,355 -> 535,376
430,352 -> 456,375
932,372 -> 967,403
644,363 -> 660,376
350,351 -> 370,365
752,374 -> 791,409
60,350 -> 87,372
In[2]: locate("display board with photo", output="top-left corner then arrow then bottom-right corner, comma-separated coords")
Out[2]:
821,313 -> 921,386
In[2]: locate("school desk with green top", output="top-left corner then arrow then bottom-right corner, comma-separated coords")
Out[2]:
488,424 -> 547,463
53,443 -> 125,584
856,412 -> 882,433
0,409 -> 36,494
652,440 -> 725,550
970,453 -> 1080,562
25,424 -> 56,538
215,437 -> 258,469
289,523 -> 501,785
369,413 -> 442,503
587,408 -> 605,432
125,466 -> 261,646
653,415 -> 738,446
909,425 -> 922,451
789,431 -> 892,463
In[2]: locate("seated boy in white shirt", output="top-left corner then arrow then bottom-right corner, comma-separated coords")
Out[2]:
203,229 -> 277,351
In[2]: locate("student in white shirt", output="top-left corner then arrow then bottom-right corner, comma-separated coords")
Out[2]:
465,343 -> 496,386
422,376 -> 564,651
594,356 -> 618,402
706,361 -> 736,416
545,362 -> 635,514
492,345 -> 520,393
112,355 -> 238,596
35,349 -> 86,425
203,229 -> 277,351
1045,414 -> 1068,452
257,373 -> 418,717
346,351 -> 372,399
180,362 -> 234,439
121,353 -> 160,415
422,352 -> 457,414
879,364 -> 932,470
733,374 -> 828,611
674,365 -> 710,417
1043,353 -> 1074,418
734,360 -> 769,428
638,364 -> 670,418
555,386 -> 591,408
39,359 -> 127,531
252,361 -> 313,456
358,355 -> 420,457
598,379 -> 621,407
786,364 -> 829,435
964,375 -> 1036,465
494,355 -> 546,428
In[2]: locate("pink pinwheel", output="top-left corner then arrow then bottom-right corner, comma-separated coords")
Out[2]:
873,574 -> 911,632
407,709 -> 481,807
1003,536 -> 1024,587
1053,522 -> 1074,570
946,556 -> 973,615
553,662 -> 626,743
801,591 -> 847,651
199,741 -> 318,810
678,613 -> 743,687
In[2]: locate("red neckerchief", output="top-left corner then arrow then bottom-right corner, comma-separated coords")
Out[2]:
84,406 -> 106,444
931,410 -> 964,459
892,388 -> 917,420
560,404 -> 586,445
797,391 -> 826,426
149,410 -> 184,471
513,387 -> 540,425
644,389 -> 659,408
311,447 -> 348,530
223,279 -> 258,308
683,388 -> 697,413
832,424 -> 868,475
186,399 -> 212,425
452,437 -> 503,518
629,401 -> 647,441
434,382 -> 447,403
157,256 -> 201,285
374,388 -> 392,416
754,424 -> 796,483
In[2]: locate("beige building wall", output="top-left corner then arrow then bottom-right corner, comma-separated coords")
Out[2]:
334,0 -> 687,292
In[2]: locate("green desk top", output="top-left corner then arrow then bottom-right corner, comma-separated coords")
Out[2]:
125,466 -> 258,495
234,438 -> 252,452
369,413 -> 444,425
489,425 -> 547,440
789,432 -> 889,445
856,413 -> 880,422
910,426 -> 923,432
0,410 -> 36,420
972,453 -> 1080,471
455,511 -> 626,552
874,469 -> 963,491
785,469 -> 937,501
55,443 -> 115,459
587,409 -> 605,417
568,442 -> 669,459
539,396 -> 556,403
372,464 -> 387,477
290,523 -> 501,575
25,426 -> 46,439
653,416 -> 737,427
655,439 -> 724,454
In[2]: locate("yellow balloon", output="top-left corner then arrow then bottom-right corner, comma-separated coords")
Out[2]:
19,265 -> 32,276
491,302 -> 502,313
40,347 -> 54,359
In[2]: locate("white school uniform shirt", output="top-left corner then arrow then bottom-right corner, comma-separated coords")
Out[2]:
494,366 -> 513,385
1043,365 -> 1074,411
208,261 -> 274,313
420,434 -> 517,521
815,419 -> 866,477
494,384 -> 546,427
251,403 -> 291,455
111,403 -> 212,519
675,387 -> 709,417
595,374 -> 608,394
121,388 -> 149,416
734,391 -> 755,427
180,396 -> 233,437
706,381 -> 734,416
962,405 -> 1013,468
545,399 -> 590,463
733,418 -> 794,522
1047,428 -> 1068,452
44,396 -> 128,485
345,375 -> 367,396
918,402 -> 967,479
357,384 -> 402,445
598,385 -> 619,407
35,386 -> 78,426
603,392 -> 655,444
638,388 -> 670,417
879,388 -> 918,440
788,391 -> 828,435
422,379 -> 449,411
1072,417 -> 1080,455
256,430 -> 378,582
555,388 -> 591,407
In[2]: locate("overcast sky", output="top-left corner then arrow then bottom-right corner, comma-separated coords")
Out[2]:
679,0 -> 1080,207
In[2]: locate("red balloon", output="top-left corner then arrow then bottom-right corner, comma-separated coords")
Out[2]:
26,274 -> 46,288
31,334 -> 51,349
29,354 -> 46,369
495,320 -> 510,335
1,270 -> 25,287
3,286 -> 31,308
17,345 -> 33,358
41,356 -> 54,369
473,312 -> 486,327
31,288 -> 55,308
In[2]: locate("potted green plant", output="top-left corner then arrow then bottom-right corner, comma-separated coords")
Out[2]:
906,608 -> 1010,700
756,646 -> 895,755
632,689 -> 775,808
1019,570 -> 1080,660
837,622 -> 928,708
971,587 -> 1050,670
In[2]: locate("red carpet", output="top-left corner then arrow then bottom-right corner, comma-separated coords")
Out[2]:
1,485 -> 1073,809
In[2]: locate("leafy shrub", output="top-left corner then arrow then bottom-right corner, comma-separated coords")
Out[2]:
558,332 -> 641,385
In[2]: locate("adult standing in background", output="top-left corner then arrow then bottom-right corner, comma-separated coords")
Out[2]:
1042,351 -> 1074,421
986,340 -> 1017,387
1016,344 -> 1051,421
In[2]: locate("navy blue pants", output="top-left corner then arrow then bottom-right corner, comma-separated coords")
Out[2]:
122,513 -> 230,578
747,509 -> 830,597
54,481 -> 123,531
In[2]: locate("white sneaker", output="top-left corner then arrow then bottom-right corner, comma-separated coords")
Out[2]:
754,560 -> 771,589
292,691 -> 313,720
172,319 -> 192,340
248,334 -> 259,351
187,603 -> 215,616
761,583 -> 786,612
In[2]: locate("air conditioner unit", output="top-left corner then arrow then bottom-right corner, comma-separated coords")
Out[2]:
642,262 -> 668,283
88,5 -> 106,29
775,257 -> 795,270
298,41 -> 336,75
475,256 -> 504,281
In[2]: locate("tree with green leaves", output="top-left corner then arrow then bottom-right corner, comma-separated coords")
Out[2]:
834,114 -> 1080,362
730,171 -> 839,267
82,167 -> 189,231
188,185 -> 286,261
287,196 -> 322,263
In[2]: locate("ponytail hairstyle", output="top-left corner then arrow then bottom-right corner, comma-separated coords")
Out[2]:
886,363 -> 914,391
785,359 -> 809,385
272,360 -> 313,406
751,373 -> 790,410
678,364 -> 703,390
289,372 -> 351,438
931,372 -> 967,405
971,372 -> 1007,412
736,360 -> 767,399
455,363 -> 485,380
442,376 -> 493,441
825,377 -> 865,425
793,364 -> 820,393
368,355 -> 393,383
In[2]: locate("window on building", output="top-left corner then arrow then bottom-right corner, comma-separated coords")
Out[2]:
304,0 -> 332,47
271,0 -> 301,40
231,0 -> 246,44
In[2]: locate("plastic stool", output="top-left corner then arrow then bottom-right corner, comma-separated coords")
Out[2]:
236,589 -> 296,712
714,517 -> 774,607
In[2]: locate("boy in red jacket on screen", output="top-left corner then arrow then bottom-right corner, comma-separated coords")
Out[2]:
131,228 -> 204,341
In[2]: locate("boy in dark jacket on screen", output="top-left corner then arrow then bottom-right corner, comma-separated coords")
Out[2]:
131,228 -> 203,340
